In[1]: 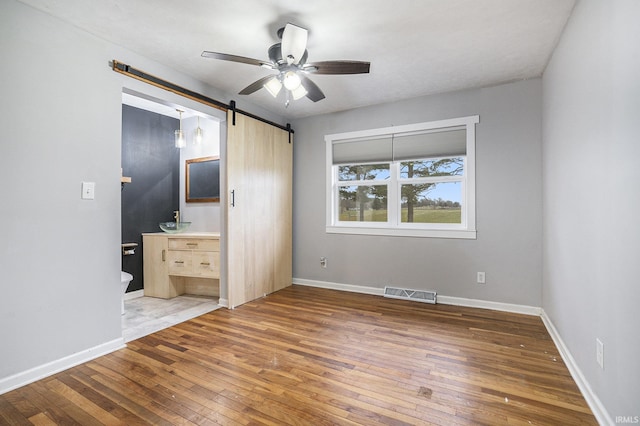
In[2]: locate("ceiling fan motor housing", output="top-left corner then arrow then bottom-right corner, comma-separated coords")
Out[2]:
268,43 -> 282,65
269,43 -> 308,68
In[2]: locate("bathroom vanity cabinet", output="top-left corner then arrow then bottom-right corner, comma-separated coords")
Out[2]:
142,232 -> 220,299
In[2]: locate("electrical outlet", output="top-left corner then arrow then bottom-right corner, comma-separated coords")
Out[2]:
596,338 -> 604,369
320,257 -> 327,268
477,272 -> 486,284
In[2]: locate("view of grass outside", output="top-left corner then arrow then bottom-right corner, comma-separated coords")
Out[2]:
339,207 -> 461,223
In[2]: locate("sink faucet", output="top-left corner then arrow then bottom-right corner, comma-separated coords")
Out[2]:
174,210 -> 180,224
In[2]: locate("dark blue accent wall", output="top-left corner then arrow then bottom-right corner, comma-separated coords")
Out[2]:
121,104 -> 180,292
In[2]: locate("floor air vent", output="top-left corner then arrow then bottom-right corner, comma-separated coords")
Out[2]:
384,286 -> 437,304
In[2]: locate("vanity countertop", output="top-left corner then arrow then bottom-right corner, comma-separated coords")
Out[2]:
142,232 -> 220,238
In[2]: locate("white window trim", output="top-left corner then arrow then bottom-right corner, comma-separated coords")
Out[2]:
325,115 -> 479,239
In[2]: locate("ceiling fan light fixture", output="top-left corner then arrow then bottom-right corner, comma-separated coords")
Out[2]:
291,84 -> 307,100
283,71 -> 302,91
264,77 -> 283,97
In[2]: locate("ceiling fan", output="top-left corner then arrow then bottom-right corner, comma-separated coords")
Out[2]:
202,23 -> 370,106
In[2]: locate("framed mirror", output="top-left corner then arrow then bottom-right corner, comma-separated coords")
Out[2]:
186,156 -> 220,203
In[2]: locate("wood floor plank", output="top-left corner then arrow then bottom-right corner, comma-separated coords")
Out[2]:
69,365 -> 173,426
0,394 -> 32,425
80,363 -> 196,425
0,285 -> 597,425
99,350 -> 242,425
43,378 -> 124,425
88,358 -> 217,426
28,380 -> 101,425
26,413 -> 57,426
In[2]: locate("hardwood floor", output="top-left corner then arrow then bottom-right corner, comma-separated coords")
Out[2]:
0,285 -> 596,425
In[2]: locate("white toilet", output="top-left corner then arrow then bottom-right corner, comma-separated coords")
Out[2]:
120,271 -> 133,315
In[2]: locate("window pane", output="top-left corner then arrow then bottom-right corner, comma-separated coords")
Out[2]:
339,185 -> 387,222
338,164 -> 390,181
400,157 -> 464,178
401,182 -> 461,223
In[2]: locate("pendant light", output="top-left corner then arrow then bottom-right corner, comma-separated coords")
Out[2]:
194,116 -> 203,145
174,110 -> 186,148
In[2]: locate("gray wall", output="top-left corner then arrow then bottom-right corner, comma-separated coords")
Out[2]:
291,79 -> 543,307
0,0 -> 123,380
542,0 -> 640,417
0,0 -> 284,385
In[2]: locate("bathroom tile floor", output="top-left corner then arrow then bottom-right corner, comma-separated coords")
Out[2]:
122,295 -> 220,342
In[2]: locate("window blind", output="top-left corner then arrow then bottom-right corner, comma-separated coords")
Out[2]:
332,128 -> 466,164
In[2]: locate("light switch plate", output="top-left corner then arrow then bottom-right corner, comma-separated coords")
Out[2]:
82,181 -> 95,200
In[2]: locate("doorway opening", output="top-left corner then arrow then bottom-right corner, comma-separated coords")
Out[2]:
120,90 -> 225,342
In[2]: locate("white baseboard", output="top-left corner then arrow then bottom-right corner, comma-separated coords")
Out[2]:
124,289 -> 144,300
293,278 -> 384,296
540,310 -> 612,426
292,278 -> 539,315
218,298 -> 229,308
437,295 -> 541,316
0,338 -> 125,396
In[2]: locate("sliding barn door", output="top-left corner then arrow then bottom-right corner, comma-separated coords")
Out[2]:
226,111 -> 292,308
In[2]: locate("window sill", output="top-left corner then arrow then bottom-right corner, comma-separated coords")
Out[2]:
326,226 -> 477,240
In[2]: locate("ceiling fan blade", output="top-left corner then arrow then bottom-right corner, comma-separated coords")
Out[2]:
239,74 -> 277,95
304,60 -> 370,75
299,75 -> 325,102
281,23 -> 308,65
201,51 -> 269,67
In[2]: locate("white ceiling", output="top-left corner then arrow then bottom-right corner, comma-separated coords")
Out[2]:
19,0 -> 575,119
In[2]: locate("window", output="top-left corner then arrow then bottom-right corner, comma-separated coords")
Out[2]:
326,116 -> 479,239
